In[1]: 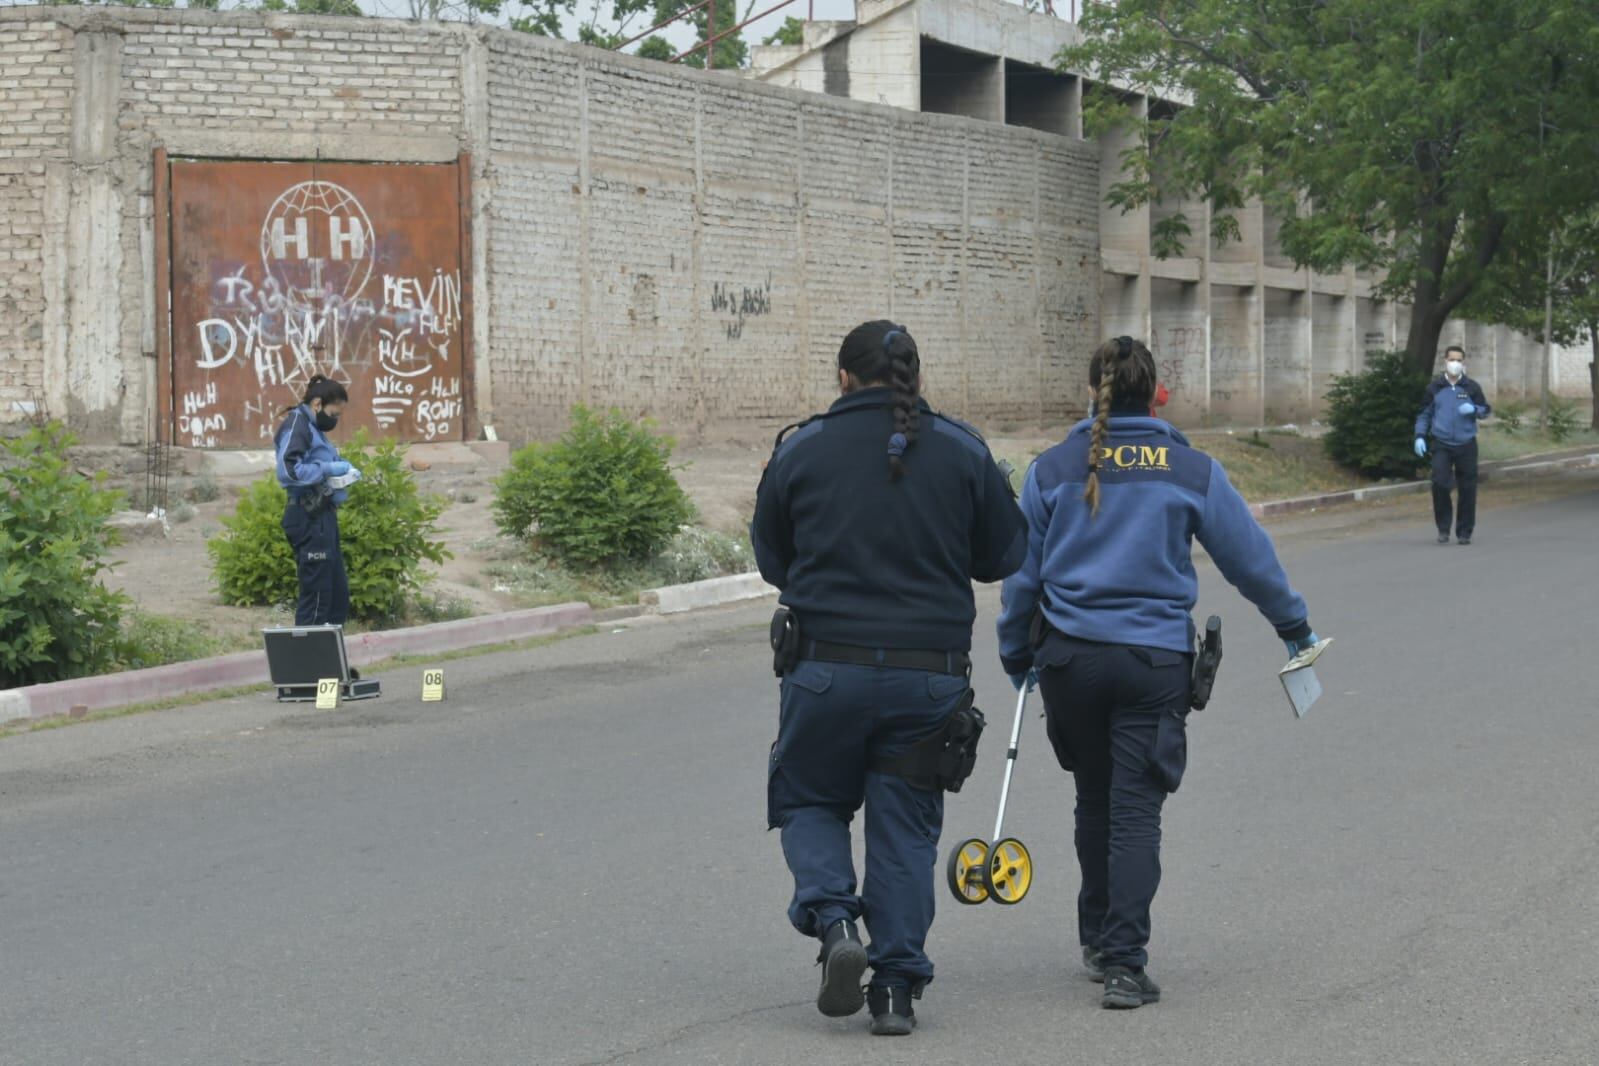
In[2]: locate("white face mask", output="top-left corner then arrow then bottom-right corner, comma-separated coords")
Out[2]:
1445,360 -> 1464,378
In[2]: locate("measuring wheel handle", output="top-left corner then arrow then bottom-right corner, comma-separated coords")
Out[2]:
946,837 -> 991,905
980,836 -> 1033,906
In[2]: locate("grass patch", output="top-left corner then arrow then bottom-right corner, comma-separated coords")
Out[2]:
487,526 -> 755,609
1204,433 -> 1368,500
1475,423 -> 1599,462
117,612 -> 258,671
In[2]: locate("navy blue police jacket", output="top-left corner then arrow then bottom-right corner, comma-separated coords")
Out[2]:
751,387 -> 1027,653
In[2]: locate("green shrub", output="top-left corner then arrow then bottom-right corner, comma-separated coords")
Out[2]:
1323,351 -> 1432,479
1543,399 -> 1580,443
1494,400 -> 1528,434
494,406 -> 695,567
209,433 -> 450,624
116,612 -> 233,671
0,425 -> 129,687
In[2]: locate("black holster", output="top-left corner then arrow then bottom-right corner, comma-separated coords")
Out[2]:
1189,614 -> 1223,711
869,690 -> 986,793
770,607 -> 801,677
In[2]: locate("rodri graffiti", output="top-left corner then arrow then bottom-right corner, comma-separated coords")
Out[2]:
169,163 -> 466,447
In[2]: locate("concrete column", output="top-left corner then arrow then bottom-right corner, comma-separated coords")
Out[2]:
461,30 -> 493,434
42,28 -> 126,442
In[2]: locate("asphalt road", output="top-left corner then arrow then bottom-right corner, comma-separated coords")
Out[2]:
3,475 -> 1597,1066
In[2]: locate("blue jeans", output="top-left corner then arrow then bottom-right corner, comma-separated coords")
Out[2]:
767,659 -> 969,989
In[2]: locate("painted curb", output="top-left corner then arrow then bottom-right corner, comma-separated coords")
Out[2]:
640,572 -> 777,614
1248,450 -> 1599,519
1,602 -> 593,728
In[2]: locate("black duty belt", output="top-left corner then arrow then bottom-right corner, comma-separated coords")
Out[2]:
803,639 -> 970,676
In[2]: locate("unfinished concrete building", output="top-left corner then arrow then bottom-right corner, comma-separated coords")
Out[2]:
753,0 -> 1591,426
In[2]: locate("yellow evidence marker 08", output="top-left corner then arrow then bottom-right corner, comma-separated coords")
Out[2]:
315,678 -> 341,710
422,669 -> 445,702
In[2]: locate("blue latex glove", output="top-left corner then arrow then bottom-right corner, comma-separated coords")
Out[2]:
327,460 -> 352,477
1284,631 -> 1321,660
1413,438 -> 1427,459
1009,668 -> 1039,692
1458,401 -> 1477,417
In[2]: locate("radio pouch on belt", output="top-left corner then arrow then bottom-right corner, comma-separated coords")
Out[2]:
770,607 -> 801,678
1190,614 -> 1223,711
869,690 -> 986,793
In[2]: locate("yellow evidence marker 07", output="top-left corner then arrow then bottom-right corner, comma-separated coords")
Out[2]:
315,678 -> 341,710
422,669 -> 445,703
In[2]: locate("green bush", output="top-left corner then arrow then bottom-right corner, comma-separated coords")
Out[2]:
115,612 -> 233,671
1323,351 -> 1432,479
1543,398 -> 1580,443
209,433 -> 450,624
494,406 -> 695,567
0,425 -> 129,687
1494,400 -> 1528,433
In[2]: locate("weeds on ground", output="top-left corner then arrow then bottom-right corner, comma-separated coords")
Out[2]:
487,526 -> 754,608
115,612 -> 255,671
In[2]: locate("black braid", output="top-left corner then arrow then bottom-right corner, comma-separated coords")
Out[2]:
838,320 -> 922,481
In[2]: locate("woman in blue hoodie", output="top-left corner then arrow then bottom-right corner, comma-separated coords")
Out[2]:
995,336 -> 1317,1010
274,375 -> 359,627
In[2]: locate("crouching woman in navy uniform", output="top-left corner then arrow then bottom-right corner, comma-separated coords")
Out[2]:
752,320 -> 1026,1036
996,337 -> 1318,1010
274,375 -> 360,627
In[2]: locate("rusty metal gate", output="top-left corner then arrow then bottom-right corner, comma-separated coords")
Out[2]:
163,158 -> 470,448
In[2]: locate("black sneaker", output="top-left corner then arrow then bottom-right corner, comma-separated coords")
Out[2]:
1083,946 -> 1106,983
1457,535 -> 1472,546
867,984 -> 917,1036
1437,532 -> 1450,544
814,920 -> 868,1018
1101,965 -> 1161,1009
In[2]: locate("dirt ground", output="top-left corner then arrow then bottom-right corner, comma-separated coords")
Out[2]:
104,439 -> 775,647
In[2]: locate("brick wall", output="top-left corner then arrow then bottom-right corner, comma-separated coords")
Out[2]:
0,8 -> 1098,443
484,38 -> 1102,437
0,20 -> 72,421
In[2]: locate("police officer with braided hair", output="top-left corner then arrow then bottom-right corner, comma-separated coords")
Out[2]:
753,319 -> 1026,1036
996,336 -> 1318,1010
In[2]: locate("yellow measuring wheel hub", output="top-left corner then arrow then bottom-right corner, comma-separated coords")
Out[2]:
945,837 -> 991,905
982,837 -> 1033,905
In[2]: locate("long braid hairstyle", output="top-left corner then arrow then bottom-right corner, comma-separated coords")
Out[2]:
1083,335 -> 1158,514
839,320 -> 921,481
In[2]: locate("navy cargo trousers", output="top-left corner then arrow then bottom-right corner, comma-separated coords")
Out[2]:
281,499 -> 349,628
767,658 -> 969,990
1036,633 -> 1192,971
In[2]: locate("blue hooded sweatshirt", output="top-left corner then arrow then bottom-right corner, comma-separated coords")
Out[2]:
997,415 -> 1310,674
274,405 -> 348,507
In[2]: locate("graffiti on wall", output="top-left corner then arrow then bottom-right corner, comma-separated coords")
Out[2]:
170,165 -> 465,448
711,275 -> 772,341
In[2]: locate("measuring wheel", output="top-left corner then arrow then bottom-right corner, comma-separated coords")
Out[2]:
946,837 -> 991,905
980,837 -> 1033,905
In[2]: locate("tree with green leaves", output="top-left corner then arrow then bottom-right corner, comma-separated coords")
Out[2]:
1061,0 -> 1599,377
1467,211 -> 1599,422
511,0 -> 752,69
763,15 -> 803,47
